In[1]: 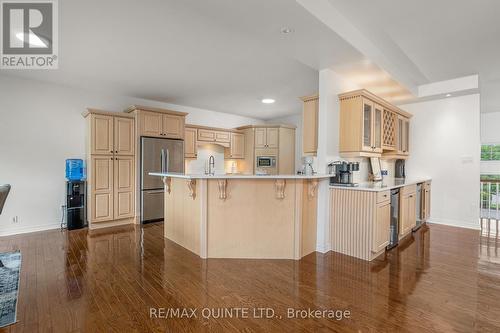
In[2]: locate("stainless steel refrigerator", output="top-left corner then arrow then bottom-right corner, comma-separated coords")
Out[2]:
140,137 -> 184,223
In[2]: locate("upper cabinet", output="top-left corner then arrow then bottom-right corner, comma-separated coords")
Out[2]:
87,111 -> 135,156
301,94 -> 319,156
255,127 -> 279,148
184,127 -> 197,159
125,105 -> 187,139
339,89 -> 412,159
227,133 -> 245,159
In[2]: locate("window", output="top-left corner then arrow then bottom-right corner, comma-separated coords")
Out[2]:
481,144 -> 500,161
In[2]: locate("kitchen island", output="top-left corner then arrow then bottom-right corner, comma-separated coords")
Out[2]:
149,172 -> 330,259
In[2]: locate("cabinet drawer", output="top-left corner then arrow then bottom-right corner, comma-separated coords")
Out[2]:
376,190 -> 390,203
197,129 -> 216,141
401,184 -> 416,195
215,131 -> 230,143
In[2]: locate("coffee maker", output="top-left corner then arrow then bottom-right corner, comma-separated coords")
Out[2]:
329,161 -> 360,186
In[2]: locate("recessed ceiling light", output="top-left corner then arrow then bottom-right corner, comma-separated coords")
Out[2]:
262,98 -> 275,104
280,27 -> 294,34
446,93 -> 452,97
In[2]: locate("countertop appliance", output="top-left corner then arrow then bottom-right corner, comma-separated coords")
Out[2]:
302,156 -> 315,175
329,161 -> 359,187
255,155 -> 277,175
395,159 -> 406,179
66,180 -> 86,230
141,137 -> 184,224
387,188 -> 400,249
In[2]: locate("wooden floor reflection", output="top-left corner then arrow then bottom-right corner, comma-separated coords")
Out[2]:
0,222 -> 499,332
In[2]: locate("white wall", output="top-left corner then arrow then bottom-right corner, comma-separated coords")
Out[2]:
401,94 -> 481,230
315,69 -> 359,252
0,76 -> 261,236
480,112 -> 500,175
481,112 -> 500,143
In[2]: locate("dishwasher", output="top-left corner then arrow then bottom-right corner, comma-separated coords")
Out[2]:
387,188 -> 400,250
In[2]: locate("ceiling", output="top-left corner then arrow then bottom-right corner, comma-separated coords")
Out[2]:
0,0 -> 366,120
326,0 -> 500,112
2,0 -> 498,118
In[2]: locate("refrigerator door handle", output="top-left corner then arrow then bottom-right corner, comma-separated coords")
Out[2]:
160,149 -> 165,173
166,149 -> 170,173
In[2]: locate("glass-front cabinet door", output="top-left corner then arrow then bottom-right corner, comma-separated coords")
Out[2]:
362,98 -> 373,152
373,104 -> 383,153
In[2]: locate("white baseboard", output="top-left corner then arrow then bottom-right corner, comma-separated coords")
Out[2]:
428,218 -> 480,230
0,223 -> 61,237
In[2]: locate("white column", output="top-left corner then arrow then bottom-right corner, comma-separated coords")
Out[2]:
315,69 -> 359,252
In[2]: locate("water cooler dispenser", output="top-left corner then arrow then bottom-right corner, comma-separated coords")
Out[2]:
65,159 -> 87,230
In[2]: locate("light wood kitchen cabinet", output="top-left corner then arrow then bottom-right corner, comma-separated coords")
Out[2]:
113,156 -> 135,219
114,117 -> 135,155
198,128 -> 216,142
162,114 -> 184,139
139,111 -> 163,137
90,155 -> 114,222
215,131 -> 230,143
373,199 -> 391,253
237,125 -> 296,175
330,188 -> 391,261
255,128 -> 267,148
125,105 -> 187,139
227,133 -> 245,159
197,129 -> 230,146
400,185 -> 417,237
255,127 -> 279,148
184,127 -> 197,158
90,114 -> 114,155
339,89 -> 412,158
301,94 -> 319,156
397,116 -> 410,155
84,109 -> 137,228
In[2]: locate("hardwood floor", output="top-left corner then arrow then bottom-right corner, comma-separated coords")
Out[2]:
0,222 -> 499,332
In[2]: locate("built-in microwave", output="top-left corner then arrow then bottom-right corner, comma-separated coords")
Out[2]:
256,156 -> 276,168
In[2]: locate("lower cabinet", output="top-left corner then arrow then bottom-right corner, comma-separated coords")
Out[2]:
399,185 -> 417,237
89,155 -> 135,225
422,181 -> 431,221
372,199 -> 391,253
330,188 -> 391,261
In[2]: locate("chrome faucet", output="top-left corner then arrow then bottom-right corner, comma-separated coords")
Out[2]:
208,155 -> 215,175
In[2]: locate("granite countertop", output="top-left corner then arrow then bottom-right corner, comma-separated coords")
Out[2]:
330,177 -> 432,192
149,172 -> 331,180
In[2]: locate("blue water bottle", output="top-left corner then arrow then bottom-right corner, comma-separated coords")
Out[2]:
66,159 -> 86,181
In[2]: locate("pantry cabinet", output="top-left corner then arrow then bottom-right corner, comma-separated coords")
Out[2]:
301,94 -> 319,156
339,89 -> 412,158
184,127 -> 197,158
84,109 -> 137,229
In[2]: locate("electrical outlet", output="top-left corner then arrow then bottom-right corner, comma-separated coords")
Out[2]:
12,216 -> 19,223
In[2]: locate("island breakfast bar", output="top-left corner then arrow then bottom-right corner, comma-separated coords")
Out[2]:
150,173 -> 330,259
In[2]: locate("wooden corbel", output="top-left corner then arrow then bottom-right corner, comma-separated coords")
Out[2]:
217,179 -> 228,200
275,179 -> 286,199
163,177 -> 172,194
187,179 -> 196,199
308,179 -> 319,200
